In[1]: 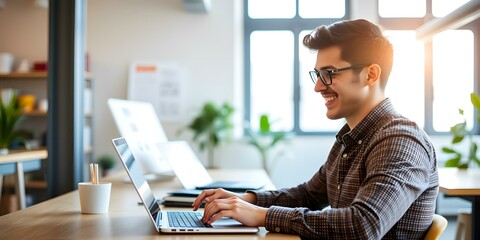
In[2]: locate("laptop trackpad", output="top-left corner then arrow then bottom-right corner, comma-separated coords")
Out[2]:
212,218 -> 244,228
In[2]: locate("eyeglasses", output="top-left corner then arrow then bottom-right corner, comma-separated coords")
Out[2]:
308,64 -> 368,85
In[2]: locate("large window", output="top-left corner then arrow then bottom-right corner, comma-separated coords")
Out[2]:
244,0 -> 349,133
379,0 -> 476,133
245,0 -> 477,134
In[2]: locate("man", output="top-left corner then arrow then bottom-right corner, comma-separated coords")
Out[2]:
192,19 -> 439,239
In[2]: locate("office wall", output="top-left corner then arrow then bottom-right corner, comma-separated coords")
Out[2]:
87,0 -> 241,158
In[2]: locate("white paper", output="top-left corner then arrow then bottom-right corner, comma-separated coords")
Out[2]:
128,62 -> 184,122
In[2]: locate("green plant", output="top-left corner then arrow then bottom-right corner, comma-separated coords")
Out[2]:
245,114 -> 292,175
97,154 -> 116,170
442,93 -> 480,168
0,93 -> 31,151
181,102 -> 234,168
96,154 -> 116,177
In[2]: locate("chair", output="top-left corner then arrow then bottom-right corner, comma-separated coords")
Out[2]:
424,214 -> 448,240
455,211 -> 472,240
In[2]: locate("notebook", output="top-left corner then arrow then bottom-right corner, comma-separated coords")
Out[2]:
112,137 -> 259,233
156,141 -> 265,192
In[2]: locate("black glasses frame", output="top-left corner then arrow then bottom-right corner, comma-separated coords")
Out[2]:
309,64 -> 369,85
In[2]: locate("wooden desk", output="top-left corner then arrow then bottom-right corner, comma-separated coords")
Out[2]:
438,168 -> 480,240
0,149 -> 48,210
0,168 -> 300,239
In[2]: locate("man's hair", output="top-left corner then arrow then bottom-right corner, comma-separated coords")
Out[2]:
303,19 -> 393,89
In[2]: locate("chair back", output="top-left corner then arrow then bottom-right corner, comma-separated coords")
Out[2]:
424,214 -> 448,240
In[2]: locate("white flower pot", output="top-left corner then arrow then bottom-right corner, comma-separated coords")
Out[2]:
0,148 -> 9,155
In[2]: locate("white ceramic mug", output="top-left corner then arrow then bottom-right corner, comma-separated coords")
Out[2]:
0,53 -> 14,73
78,182 -> 111,214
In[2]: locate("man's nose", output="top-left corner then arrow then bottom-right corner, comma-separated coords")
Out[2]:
314,79 -> 328,92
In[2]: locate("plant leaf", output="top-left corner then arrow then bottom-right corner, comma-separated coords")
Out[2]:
458,163 -> 469,169
452,136 -> 464,144
444,155 -> 461,167
471,93 -> 480,110
259,114 -> 270,133
441,147 -> 457,154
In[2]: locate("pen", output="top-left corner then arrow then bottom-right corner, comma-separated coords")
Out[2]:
94,163 -> 99,184
90,163 -> 95,184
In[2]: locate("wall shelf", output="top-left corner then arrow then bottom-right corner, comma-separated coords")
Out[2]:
0,72 -> 47,78
0,71 -> 91,80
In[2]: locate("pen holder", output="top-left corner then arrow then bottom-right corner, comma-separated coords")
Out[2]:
78,182 -> 111,214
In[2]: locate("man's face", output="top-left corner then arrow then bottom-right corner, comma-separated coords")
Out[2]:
313,46 -> 370,122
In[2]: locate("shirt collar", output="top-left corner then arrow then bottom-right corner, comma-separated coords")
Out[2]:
335,98 -> 396,144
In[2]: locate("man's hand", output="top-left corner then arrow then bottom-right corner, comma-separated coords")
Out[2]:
191,188 -> 266,226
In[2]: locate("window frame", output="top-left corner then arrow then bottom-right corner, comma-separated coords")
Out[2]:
243,0 -> 351,135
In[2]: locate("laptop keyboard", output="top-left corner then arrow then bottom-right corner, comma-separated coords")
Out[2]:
167,211 -> 212,228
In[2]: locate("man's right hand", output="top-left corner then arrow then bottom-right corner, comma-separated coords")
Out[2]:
191,188 -> 256,211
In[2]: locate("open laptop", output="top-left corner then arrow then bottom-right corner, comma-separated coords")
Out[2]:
108,98 -> 173,182
112,137 -> 259,233
156,141 -> 265,192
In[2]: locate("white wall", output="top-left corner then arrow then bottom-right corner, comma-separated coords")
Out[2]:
0,0 -> 48,69
0,0 -> 459,189
87,0 -> 240,158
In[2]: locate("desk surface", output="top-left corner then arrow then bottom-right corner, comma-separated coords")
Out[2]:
0,168 -> 299,240
0,149 -> 48,164
438,167 -> 480,196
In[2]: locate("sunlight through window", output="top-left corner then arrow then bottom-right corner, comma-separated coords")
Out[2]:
384,31 -> 425,127
432,30 -> 474,131
378,0 -> 426,18
250,31 -> 294,131
248,0 -> 296,19
299,0 -> 345,18
432,0 -> 470,17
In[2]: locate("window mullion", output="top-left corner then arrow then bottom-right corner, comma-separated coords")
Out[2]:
424,40 -> 434,133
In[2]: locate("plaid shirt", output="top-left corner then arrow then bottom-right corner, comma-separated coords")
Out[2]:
251,98 -> 439,239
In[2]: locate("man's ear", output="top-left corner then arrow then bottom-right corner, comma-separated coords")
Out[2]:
366,64 -> 381,87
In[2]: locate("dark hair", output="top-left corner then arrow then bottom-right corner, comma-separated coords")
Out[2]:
303,19 -> 393,89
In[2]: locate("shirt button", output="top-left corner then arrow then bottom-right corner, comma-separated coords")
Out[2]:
358,140 -> 362,144
275,227 -> 281,232
337,185 -> 340,190
342,153 -> 347,158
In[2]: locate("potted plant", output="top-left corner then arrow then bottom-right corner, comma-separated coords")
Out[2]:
442,93 -> 480,168
181,102 -> 234,168
0,93 -> 31,155
245,114 -> 292,175
96,154 -> 116,177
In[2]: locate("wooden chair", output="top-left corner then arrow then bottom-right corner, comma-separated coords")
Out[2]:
424,214 -> 448,240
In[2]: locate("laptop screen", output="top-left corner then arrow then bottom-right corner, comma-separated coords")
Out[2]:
112,137 -> 161,226
108,98 -> 171,175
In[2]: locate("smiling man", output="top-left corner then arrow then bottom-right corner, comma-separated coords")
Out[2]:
192,19 -> 439,239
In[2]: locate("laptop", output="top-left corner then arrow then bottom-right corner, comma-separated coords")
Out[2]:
108,98 -> 173,181
156,140 -> 265,192
112,137 -> 259,233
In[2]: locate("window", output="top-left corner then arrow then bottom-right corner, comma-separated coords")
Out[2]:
379,0 -> 476,133
244,0 -> 349,133
432,30 -> 475,131
378,0 -> 426,18
384,30 -> 425,126
245,0 -> 477,134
